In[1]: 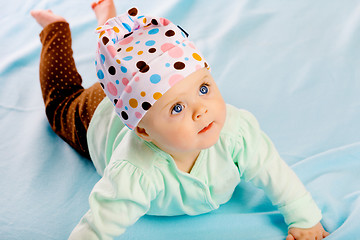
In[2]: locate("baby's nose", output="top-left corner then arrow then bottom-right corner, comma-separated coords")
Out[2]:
193,105 -> 208,120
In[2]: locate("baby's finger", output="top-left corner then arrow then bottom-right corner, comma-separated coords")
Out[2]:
316,233 -> 324,240
285,234 -> 295,240
323,231 -> 330,238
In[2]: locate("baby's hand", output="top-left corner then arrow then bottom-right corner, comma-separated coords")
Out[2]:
286,222 -> 329,240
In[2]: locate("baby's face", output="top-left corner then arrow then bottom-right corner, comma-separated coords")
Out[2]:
136,68 -> 226,157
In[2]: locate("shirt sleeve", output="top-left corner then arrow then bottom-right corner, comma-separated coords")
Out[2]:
234,110 -> 322,229
68,160 -> 156,240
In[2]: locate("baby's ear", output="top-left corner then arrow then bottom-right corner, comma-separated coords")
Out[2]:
135,126 -> 152,142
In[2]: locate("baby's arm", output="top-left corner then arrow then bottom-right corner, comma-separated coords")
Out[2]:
287,222 -> 330,240
235,110 -> 329,238
69,160 -> 155,239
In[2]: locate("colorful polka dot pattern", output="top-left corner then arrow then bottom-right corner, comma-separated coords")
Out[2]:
95,7 -> 209,130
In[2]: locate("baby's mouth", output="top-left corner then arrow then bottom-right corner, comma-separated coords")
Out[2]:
198,122 -> 214,134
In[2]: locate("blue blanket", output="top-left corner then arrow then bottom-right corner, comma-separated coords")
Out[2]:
1,0 -> 359,239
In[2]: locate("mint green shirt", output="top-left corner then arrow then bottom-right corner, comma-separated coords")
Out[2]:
69,98 -> 322,240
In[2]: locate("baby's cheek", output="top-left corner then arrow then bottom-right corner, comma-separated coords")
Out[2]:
171,129 -> 194,149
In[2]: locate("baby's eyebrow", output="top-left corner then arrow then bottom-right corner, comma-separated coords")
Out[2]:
161,96 -> 181,112
199,73 -> 210,82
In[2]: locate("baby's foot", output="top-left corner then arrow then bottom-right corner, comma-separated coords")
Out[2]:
91,0 -> 117,26
30,10 -> 66,28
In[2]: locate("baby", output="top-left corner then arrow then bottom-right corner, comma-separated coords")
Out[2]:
31,1 -> 330,239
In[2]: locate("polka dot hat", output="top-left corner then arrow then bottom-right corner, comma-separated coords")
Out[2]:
95,7 -> 209,130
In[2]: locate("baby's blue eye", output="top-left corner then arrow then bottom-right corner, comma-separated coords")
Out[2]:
171,104 -> 183,115
199,85 -> 209,95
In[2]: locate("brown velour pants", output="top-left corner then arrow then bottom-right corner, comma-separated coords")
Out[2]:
39,21 -> 105,158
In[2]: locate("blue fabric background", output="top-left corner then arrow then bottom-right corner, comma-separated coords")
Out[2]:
1,0 -> 359,239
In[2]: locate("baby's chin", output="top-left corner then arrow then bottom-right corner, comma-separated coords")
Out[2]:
199,131 -> 222,150
201,142 -> 218,150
